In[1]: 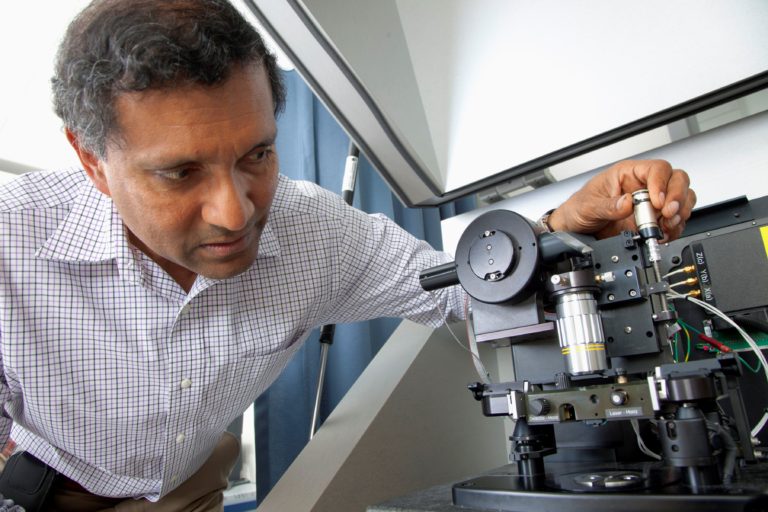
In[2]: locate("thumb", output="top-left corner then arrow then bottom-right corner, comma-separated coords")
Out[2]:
590,193 -> 632,222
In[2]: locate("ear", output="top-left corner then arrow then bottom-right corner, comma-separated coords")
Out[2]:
66,128 -> 112,197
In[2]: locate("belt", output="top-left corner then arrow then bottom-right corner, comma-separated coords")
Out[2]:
54,473 -> 124,506
57,473 -> 89,492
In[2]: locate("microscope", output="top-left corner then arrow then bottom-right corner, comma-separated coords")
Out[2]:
420,191 -> 768,511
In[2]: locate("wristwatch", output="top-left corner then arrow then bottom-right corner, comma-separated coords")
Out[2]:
536,208 -> 557,233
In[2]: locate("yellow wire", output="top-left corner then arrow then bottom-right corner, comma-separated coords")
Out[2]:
682,324 -> 692,362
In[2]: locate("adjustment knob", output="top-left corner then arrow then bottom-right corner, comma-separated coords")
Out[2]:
610,390 -> 629,406
529,398 -> 551,416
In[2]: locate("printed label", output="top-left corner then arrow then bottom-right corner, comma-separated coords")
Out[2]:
606,407 -> 643,418
527,415 -> 560,423
692,242 -> 716,306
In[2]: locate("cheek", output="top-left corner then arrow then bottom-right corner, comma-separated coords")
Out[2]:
249,172 -> 279,211
161,205 -> 204,247
123,192 -> 197,242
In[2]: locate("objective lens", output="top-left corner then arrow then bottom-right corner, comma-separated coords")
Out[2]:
555,291 -> 607,375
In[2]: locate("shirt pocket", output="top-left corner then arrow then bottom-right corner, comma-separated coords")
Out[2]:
204,344 -> 302,431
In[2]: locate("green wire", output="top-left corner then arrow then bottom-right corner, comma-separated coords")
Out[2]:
738,356 -> 760,373
678,319 -> 702,335
673,331 -> 679,362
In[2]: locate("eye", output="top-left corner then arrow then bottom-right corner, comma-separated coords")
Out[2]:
158,168 -> 191,182
246,146 -> 274,164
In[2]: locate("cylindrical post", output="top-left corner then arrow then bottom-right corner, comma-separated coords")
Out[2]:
310,142 -> 359,439
310,325 -> 334,439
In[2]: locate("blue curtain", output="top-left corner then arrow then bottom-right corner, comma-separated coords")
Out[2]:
254,70 -> 474,502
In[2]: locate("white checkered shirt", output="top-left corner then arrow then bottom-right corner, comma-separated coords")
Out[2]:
0,169 -> 464,500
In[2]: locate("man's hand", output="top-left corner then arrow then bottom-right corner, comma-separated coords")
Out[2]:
547,160 -> 696,241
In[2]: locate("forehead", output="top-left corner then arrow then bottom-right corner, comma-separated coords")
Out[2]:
109,63 -> 276,159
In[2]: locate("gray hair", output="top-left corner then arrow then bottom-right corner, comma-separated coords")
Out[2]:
52,0 -> 285,159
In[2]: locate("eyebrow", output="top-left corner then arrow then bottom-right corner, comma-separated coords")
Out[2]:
141,132 -> 278,171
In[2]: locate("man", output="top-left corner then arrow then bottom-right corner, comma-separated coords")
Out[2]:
0,0 -> 695,509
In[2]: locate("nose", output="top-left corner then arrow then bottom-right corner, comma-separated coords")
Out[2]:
202,171 -> 255,232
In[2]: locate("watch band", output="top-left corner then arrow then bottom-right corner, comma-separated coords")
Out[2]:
536,208 -> 557,233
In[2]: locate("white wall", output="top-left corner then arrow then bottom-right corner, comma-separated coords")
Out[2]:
0,1 -> 90,175
0,0 -> 292,184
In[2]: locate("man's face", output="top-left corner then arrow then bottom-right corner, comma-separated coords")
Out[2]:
77,63 -> 279,290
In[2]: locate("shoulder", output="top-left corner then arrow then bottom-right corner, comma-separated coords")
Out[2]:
0,170 -> 88,253
266,175 -> 385,253
270,175 -> 348,221
0,169 -> 87,213
270,175 -> 401,233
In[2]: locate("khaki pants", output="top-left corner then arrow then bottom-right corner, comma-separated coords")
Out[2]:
45,432 -> 241,512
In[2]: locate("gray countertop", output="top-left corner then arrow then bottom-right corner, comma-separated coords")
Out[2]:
367,481 -> 467,512
368,461 -> 768,512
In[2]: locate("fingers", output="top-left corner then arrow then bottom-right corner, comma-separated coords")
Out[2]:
631,160 -> 691,218
653,167 -> 693,240
634,160 -> 673,210
683,186 -> 697,220
555,159 -> 695,242
661,185 -> 697,240
611,192 -> 634,221
659,168 -> 691,216
550,185 -> 632,234
615,160 -> 694,242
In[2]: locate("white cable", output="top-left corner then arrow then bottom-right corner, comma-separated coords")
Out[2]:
668,291 -> 768,437
662,267 -> 689,279
430,292 -> 492,384
630,419 -> 662,460
752,415 -> 768,444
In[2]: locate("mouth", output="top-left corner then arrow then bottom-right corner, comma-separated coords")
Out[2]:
199,233 -> 250,258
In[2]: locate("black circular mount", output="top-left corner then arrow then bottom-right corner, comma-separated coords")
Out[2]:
455,210 -> 541,304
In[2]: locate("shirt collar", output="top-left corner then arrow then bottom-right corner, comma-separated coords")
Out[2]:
256,222 -> 280,259
35,180 -> 117,263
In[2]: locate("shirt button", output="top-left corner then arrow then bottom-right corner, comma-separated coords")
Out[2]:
180,304 -> 191,315
176,433 -> 186,444
180,378 -> 192,390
